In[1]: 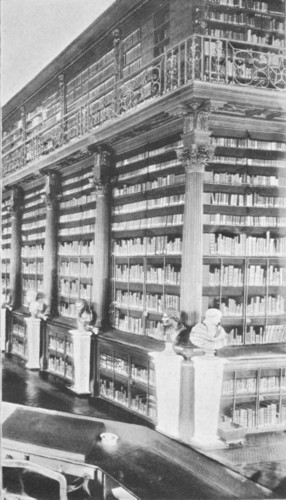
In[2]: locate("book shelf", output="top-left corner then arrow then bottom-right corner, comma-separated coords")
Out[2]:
2,200 -> 11,301
9,312 -> 28,360
205,0 -> 285,48
21,186 -> 46,308
220,357 -> 286,432
203,133 -> 286,346
45,321 -> 74,383
111,138 -> 184,340
98,336 -> 157,422
122,28 -> 142,78
58,167 -> 96,318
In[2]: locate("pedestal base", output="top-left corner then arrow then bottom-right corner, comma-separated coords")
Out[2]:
68,329 -> 92,395
150,346 -> 182,439
1,309 -> 7,351
26,317 -> 41,370
189,436 -> 227,451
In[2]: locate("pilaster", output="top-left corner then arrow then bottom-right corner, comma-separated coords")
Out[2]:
177,101 -> 215,326
41,171 -> 61,317
90,147 -> 112,329
7,187 -> 23,309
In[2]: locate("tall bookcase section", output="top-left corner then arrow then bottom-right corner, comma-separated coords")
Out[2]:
98,337 -> 157,422
122,28 -> 142,78
203,133 -> 286,345
220,358 -> 286,433
66,47 -> 115,138
25,88 -> 61,162
204,0 -> 285,49
21,185 -> 46,307
2,198 -> 11,302
58,166 -> 96,318
111,138 -> 185,341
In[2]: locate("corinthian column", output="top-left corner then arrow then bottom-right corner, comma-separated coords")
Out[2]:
42,172 -> 61,316
177,102 -> 214,327
8,187 -> 23,309
90,147 -> 112,329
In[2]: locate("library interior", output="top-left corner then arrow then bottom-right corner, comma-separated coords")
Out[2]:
1,0 -> 286,499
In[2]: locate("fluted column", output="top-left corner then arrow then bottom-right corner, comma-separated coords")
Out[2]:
177,102 -> 214,327
8,187 -> 23,309
42,172 -> 61,316
91,148 -> 112,329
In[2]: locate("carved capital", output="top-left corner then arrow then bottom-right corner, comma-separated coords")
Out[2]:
90,179 -> 110,196
41,171 -> 61,207
89,147 -> 112,194
7,186 -> 23,215
176,144 -> 215,174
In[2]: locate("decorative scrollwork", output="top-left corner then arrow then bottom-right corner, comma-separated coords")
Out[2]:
7,186 -> 23,215
233,48 -> 286,90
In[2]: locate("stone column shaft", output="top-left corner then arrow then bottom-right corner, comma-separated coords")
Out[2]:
9,188 -> 23,309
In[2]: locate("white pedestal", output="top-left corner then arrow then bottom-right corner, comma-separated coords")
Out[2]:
150,346 -> 182,439
68,329 -> 92,395
1,308 -> 7,351
190,355 -> 227,450
25,317 -> 41,370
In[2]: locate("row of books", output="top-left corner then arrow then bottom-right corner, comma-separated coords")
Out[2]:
59,279 -> 93,299
58,224 -> 95,236
247,295 -> 285,315
114,264 -> 181,285
212,156 -> 284,167
116,140 -> 182,168
232,402 -> 280,428
22,220 -> 46,231
204,233 -> 286,256
205,172 -> 282,186
12,322 -> 25,335
100,354 -> 129,375
207,265 -> 244,286
114,290 -> 180,313
114,314 -> 144,335
21,244 -> 44,258
117,159 -> 180,181
60,193 -> 96,209
22,279 -> 43,291
22,207 -> 46,220
206,193 -> 286,208
227,325 -> 286,345
205,28 -> 284,46
23,231 -> 45,241
223,375 -> 285,395
59,260 -> 93,277
112,214 -> 184,230
59,209 -> 96,223
122,59 -> 142,78
48,337 -> 72,355
207,11 -> 284,32
207,0 -> 269,12
113,173 -> 185,197
62,171 -> 92,186
113,194 -> 185,215
113,236 -> 182,255
48,356 -> 73,379
124,43 -> 142,65
204,214 -> 286,227
58,241 -> 94,256
211,137 -> 286,150
122,28 -> 141,52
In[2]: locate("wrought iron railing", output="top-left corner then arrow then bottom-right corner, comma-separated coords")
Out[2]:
3,35 -> 286,177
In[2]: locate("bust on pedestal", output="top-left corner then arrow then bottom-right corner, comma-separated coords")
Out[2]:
69,299 -> 98,395
189,309 -> 228,450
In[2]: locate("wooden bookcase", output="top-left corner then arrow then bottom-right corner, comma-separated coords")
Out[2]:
111,137 -> 184,340
203,133 -> 286,345
204,0 -> 285,48
97,332 -> 158,423
21,185 -> 46,307
219,355 -> 286,432
58,166 -> 96,318
9,311 -> 28,360
45,321 -> 74,383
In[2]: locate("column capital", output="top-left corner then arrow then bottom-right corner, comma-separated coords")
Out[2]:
7,186 -> 24,215
176,144 -> 215,174
89,146 -> 112,194
41,171 -> 61,207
